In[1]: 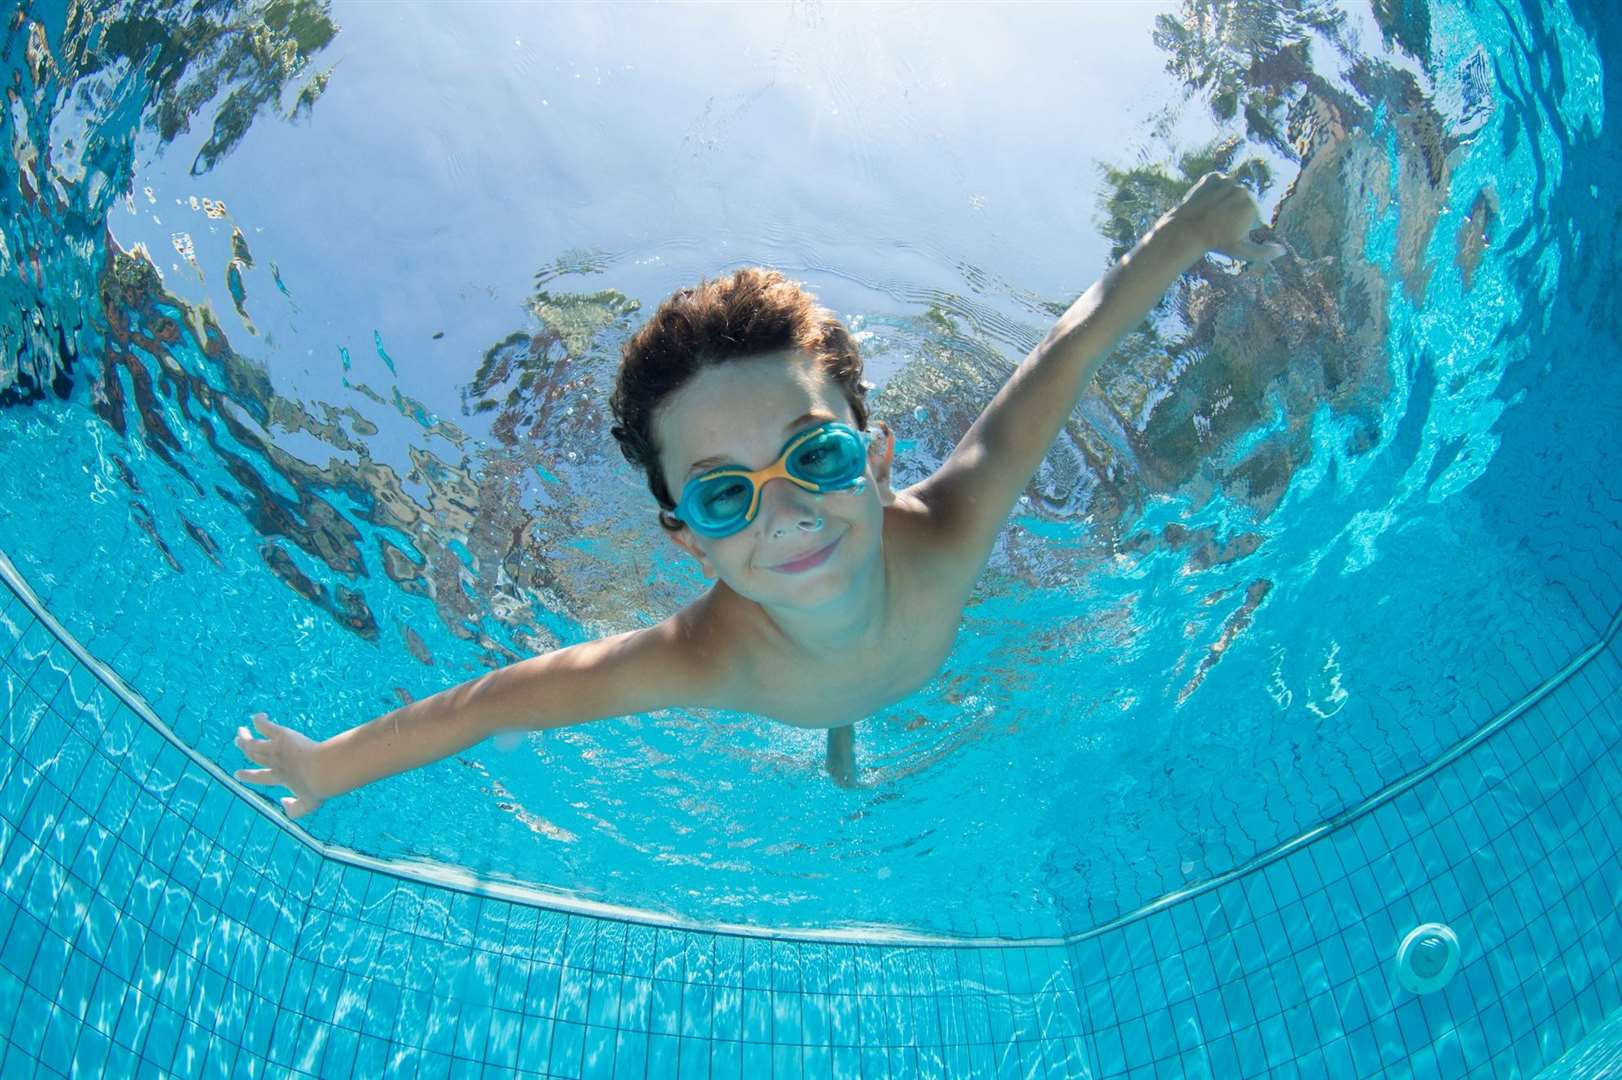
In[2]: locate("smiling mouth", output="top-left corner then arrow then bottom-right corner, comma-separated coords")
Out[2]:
771,535 -> 842,573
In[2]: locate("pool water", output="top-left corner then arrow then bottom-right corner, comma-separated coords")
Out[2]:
1,0 -> 1619,1076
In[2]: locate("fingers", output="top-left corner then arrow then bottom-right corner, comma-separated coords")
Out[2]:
1212,222 -> 1289,264
251,712 -> 279,735
235,725 -> 271,764
1220,237 -> 1289,263
234,767 -> 277,784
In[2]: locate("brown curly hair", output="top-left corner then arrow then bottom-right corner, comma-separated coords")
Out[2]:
609,268 -> 870,532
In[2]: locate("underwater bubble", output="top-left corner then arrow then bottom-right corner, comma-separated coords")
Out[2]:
913,406 -> 928,421
567,451 -> 578,462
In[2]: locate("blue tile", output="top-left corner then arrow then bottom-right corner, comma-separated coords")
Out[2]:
1170,905 -> 1202,950
1283,1002 -> 1317,1057
961,993 -> 991,1044
679,981 -> 712,1039
703,1038 -> 738,1080
1174,1046 -> 1213,1080
642,1031 -> 674,1070
771,940 -> 804,993
1435,1025 -> 1470,1078
619,923 -> 655,981
741,937 -> 769,989
1295,1045 -> 1331,1080
1346,1023 -> 1379,1073
772,988 -> 804,1044
1112,971 -> 1143,1022
650,977 -> 682,1037
803,1043 -> 833,1079
741,1041 -> 772,1079
825,946 -> 856,997
1231,1024 -> 1267,1076
1120,1017 -> 1152,1069
1171,997 -> 1205,1053
1143,1006 -> 1174,1055
681,1031 -> 713,1070
1093,1024 -> 1126,1076
1194,988 -> 1229,1038
619,1024 -> 665,1076
588,972 -> 625,1030
1257,1012 -> 1292,1066
803,992 -> 830,1046
652,921 -> 684,979
741,986 -> 770,1043
772,1042 -> 803,1079
1200,1034 -> 1239,1079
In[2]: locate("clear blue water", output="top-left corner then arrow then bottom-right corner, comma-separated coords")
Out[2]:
0,0 -> 1610,938
1,0 -> 1620,1076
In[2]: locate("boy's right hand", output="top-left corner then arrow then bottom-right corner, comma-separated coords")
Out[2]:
1157,172 -> 1289,264
234,712 -> 327,820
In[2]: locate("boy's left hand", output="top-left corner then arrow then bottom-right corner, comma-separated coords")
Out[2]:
1158,172 -> 1289,264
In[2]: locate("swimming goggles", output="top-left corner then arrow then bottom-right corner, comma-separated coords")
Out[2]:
674,420 -> 873,539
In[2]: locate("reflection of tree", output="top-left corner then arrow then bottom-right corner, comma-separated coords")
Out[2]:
1097,137 -> 1272,263
14,0 -> 676,662
2,1 -> 337,406
89,224 -> 684,671
1152,0 -> 1355,157
1097,0 -> 1457,513
55,0 -> 339,174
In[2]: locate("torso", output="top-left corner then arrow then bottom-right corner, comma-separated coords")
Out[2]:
677,490 -> 983,729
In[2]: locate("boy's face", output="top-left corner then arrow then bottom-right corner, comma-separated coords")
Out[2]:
653,350 -> 895,608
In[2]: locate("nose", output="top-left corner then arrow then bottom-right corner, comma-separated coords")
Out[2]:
757,476 -> 821,536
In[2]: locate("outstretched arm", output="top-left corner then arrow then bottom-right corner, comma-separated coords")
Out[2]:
911,173 -> 1285,560
234,616 -> 716,818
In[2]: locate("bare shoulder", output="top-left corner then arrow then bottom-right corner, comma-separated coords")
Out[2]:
884,484 -> 997,593
646,587 -> 756,710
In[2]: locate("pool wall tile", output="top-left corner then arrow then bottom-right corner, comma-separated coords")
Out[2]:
1068,629 -> 1622,1077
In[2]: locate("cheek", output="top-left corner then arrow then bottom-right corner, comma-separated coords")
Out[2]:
708,534 -> 756,567
828,487 -> 881,530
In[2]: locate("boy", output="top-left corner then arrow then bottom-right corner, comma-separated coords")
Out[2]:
235,173 -> 1283,813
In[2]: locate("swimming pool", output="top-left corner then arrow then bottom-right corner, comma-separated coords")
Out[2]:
1,0 -> 1618,1076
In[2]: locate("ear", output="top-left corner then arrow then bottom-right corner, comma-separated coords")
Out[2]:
868,419 -> 898,507
666,525 -> 718,578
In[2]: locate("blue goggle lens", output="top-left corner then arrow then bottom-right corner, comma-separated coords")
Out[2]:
678,423 -> 869,538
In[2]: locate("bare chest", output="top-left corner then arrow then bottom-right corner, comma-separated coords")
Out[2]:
735,556 -> 971,729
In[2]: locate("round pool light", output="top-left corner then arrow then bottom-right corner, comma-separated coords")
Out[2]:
1396,922 -> 1461,994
